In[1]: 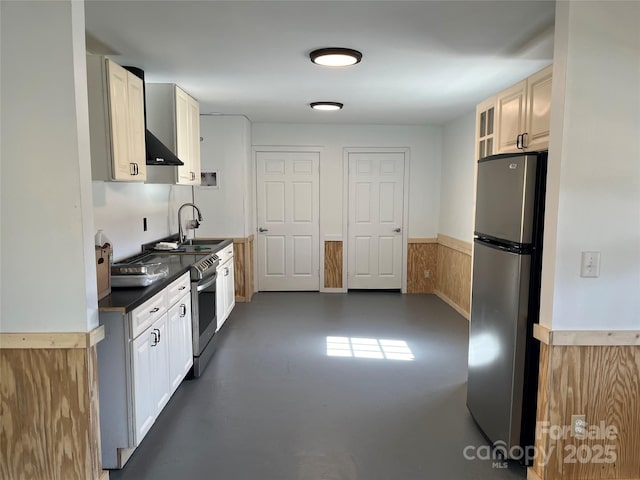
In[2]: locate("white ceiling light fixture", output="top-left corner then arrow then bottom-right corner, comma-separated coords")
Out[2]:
310,47 -> 362,67
310,102 -> 343,111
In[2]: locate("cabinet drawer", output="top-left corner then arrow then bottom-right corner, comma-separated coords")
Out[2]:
217,245 -> 234,264
131,290 -> 167,339
167,272 -> 191,307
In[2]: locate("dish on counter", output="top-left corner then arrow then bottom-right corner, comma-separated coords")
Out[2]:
111,266 -> 169,288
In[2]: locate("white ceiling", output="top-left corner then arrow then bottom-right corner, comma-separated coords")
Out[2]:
84,0 -> 555,125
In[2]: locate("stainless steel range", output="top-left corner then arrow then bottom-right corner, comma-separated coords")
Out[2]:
187,253 -> 220,377
112,251 -> 220,377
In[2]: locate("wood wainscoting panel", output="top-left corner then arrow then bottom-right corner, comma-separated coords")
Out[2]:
531,344 -> 640,480
234,240 -> 246,300
434,242 -> 471,318
246,235 -> 254,301
233,235 -> 254,302
407,241 -> 437,293
533,342 -> 551,479
0,346 -> 104,480
324,241 -> 343,289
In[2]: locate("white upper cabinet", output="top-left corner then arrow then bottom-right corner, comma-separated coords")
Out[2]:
492,64 -> 553,154
146,84 -> 201,185
87,56 -> 146,181
495,80 -> 528,153
126,72 -> 147,179
523,66 -> 553,151
475,96 -> 496,160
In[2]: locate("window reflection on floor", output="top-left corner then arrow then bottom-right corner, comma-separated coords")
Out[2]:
326,336 -> 415,361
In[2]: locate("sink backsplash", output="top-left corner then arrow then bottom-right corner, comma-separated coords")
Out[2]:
92,182 -> 193,262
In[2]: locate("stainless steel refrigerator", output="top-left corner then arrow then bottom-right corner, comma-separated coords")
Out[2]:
467,151 -> 547,461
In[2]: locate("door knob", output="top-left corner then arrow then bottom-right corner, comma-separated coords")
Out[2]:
393,228 -> 401,233
258,227 -> 269,232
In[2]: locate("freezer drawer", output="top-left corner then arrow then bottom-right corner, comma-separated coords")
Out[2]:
475,154 -> 539,244
467,240 -> 531,450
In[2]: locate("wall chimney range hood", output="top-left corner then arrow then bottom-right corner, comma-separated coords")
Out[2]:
124,66 -> 184,166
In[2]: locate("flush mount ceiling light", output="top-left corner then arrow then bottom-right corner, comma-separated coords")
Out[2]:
309,48 -> 362,67
310,102 -> 344,111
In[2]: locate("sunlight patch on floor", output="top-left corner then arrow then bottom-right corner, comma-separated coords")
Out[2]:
326,336 -> 415,361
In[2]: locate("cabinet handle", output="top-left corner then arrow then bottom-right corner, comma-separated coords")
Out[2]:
151,330 -> 159,347
190,171 -> 196,181
521,132 -> 528,149
130,163 -> 137,175
224,267 -> 229,276
150,307 -> 160,313
180,304 -> 187,317
516,134 -> 521,149
178,286 -> 186,291
154,328 -> 161,343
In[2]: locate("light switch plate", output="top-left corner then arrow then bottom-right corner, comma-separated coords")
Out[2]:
580,251 -> 600,278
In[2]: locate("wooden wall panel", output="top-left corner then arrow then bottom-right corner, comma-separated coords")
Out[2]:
406,243 -> 437,293
533,342 -> 552,478
532,344 -> 640,480
233,235 -> 254,302
324,241 -> 343,289
234,240 -> 246,299
405,235 -> 472,318
0,347 -> 104,480
434,244 -> 471,318
246,235 -> 254,301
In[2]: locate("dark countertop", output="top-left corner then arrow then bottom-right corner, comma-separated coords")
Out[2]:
98,235 -> 233,314
98,254 -> 203,314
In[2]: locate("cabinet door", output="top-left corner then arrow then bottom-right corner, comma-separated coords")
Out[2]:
475,96 -> 496,160
223,259 -> 235,321
106,59 -> 133,181
216,267 -> 225,331
175,87 -> 194,184
187,95 -> 201,184
495,80 -> 527,154
152,315 -> 171,416
524,65 -> 553,151
127,71 -> 147,180
132,329 -> 156,445
168,294 -> 193,394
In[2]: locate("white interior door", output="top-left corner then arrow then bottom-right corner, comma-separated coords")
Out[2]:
257,151 -> 320,291
348,152 -> 405,289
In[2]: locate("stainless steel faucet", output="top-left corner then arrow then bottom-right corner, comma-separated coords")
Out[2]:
178,203 -> 203,245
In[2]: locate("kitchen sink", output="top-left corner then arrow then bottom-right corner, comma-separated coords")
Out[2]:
182,239 -> 226,246
179,245 -> 216,253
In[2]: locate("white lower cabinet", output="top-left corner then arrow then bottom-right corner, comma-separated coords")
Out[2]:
216,245 -> 235,330
132,327 -> 156,444
97,272 -> 193,468
168,294 -> 193,393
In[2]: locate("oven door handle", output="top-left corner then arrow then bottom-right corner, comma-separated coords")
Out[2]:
196,273 -> 218,292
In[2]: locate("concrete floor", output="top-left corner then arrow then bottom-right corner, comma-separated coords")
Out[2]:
109,292 -> 526,480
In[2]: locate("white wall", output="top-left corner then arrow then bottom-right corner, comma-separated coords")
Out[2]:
194,115 -> 253,238
1,1 -> 98,333
439,111 -> 476,242
540,1 -> 640,330
92,183 -> 192,261
252,123 -> 443,238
